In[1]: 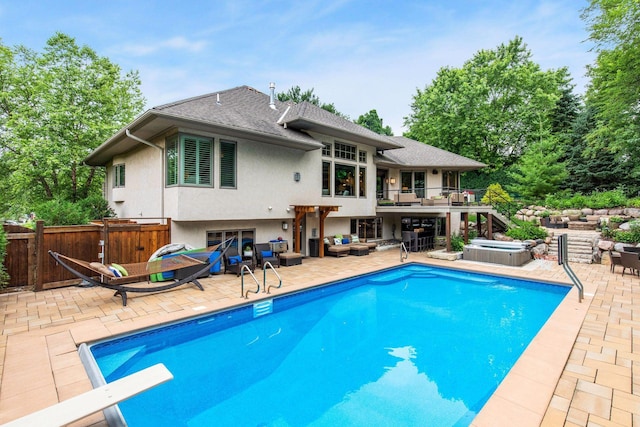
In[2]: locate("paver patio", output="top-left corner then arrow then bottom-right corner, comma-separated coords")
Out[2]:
0,243 -> 638,426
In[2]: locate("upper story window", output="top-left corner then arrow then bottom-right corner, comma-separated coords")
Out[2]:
334,142 -> 356,161
166,134 -> 213,187
113,164 -> 125,188
220,140 -> 236,188
359,150 -> 367,163
322,143 -> 332,157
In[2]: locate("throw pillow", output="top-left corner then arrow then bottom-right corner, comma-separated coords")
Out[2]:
110,262 -> 129,277
229,255 -> 242,265
342,238 -> 350,245
261,250 -> 273,258
351,234 -> 360,243
334,238 -> 342,245
90,262 -> 115,277
336,234 -> 343,239
108,266 -> 122,278
323,237 -> 330,244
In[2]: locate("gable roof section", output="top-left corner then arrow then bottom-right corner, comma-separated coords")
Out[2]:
376,136 -> 486,171
278,102 -> 403,150
85,85 -> 402,166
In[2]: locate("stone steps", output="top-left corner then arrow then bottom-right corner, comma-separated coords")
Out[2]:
547,233 -> 599,264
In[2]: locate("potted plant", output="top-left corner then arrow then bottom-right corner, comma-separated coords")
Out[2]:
243,245 -> 253,257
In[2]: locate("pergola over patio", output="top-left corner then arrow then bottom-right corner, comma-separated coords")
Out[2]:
290,205 -> 340,257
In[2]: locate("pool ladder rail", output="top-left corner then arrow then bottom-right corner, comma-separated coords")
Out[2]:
400,242 -> 409,262
557,233 -> 584,302
240,262 -> 282,298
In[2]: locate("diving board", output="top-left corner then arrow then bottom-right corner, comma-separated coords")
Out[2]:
1,363 -> 173,427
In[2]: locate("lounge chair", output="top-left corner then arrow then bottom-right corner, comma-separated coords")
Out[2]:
255,243 -> 280,268
223,247 -> 255,276
48,238 -> 235,306
619,251 -> 640,276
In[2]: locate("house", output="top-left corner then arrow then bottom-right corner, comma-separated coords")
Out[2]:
85,84 -> 488,256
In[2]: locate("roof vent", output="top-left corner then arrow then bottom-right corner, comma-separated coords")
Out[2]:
269,82 -> 276,109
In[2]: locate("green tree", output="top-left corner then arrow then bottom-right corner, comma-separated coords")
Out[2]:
277,85 -> 348,119
0,33 -> 145,219
508,131 -> 568,201
582,1 -> 640,163
355,109 -> 393,135
562,104 -> 637,194
404,37 -> 566,170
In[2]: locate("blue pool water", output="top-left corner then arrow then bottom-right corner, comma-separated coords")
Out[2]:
88,264 -> 569,426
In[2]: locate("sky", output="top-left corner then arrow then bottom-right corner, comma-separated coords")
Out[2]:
0,0 -> 594,135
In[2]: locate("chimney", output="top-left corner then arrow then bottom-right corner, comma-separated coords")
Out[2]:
269,82 -> 276,109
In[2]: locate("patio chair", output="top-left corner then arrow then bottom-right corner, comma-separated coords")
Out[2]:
223,247 -> 254,276
609,250 -> 622,273
619,251 -> 640,276
255,243 -> 280,268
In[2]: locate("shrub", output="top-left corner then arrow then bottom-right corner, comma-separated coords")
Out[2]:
627,197 -> 640,208
35,199 -> 90,226
505,222 -> 548,241
78,195 -> 116,221
585,189 -> 626,209
451,234 -> 465,252
612,221 -> 640,244
481,183 -> 512,205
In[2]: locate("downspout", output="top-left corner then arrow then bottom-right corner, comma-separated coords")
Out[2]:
126,129 -> 165,220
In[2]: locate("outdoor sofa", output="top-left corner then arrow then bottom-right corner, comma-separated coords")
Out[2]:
323,234 -> 377,257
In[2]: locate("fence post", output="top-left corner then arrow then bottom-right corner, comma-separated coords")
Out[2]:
34,220 -> 45,291
103,218 -> 110,265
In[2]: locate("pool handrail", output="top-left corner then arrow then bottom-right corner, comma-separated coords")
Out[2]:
400,242 -> 409,262
263,261 -> 282,294
241,265 -> 260,298
557,233 -> 584,302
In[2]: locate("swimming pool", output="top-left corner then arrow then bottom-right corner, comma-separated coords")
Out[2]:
84,263 -> 570,426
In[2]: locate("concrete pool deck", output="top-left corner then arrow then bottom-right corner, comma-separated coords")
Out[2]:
0,246 -> 638,426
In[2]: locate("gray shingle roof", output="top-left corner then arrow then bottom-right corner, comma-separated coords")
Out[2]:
376,136 -> 486,171
85,85 -> 403,165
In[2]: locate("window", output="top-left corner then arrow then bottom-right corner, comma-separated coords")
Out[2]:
442,170 -> 459,193
113,164 -> 125,188
182,136 -> 212,185
166,137 -> 178,186
322,161 -> 331,196
207,229 -> 254,251
414,172 -> 425,198
165,134 -> 213,187
401,171 -> 412,192
335,163 -> 356,196
350,217 -> 382,240
359,167 -> 366,197
334,142 -> 356,160
359,150 -> 367,163
220,140 -> 236,188
322,143 -> 332,157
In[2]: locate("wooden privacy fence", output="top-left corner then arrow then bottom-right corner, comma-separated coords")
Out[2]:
4,218 -> 171,291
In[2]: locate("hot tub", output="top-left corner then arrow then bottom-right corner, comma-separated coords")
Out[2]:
463,242 -> 532,266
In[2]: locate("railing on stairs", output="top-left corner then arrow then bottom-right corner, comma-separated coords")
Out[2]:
558,233 -> 584,302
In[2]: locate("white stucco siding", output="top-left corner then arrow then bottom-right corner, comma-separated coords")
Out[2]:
170,220 -> 294,249
106,145 -> 164,219
172,139 -> 321,221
